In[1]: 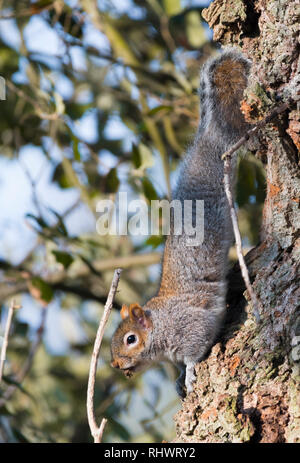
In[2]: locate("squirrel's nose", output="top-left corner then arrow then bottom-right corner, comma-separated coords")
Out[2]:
111,360 -> 120,369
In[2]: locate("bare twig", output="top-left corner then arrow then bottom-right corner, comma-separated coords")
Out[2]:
6,81 -> 60,121
49,252 -> 161,285
87,268 -> 122,443
222,96 -> 297,322
0,4 -> 53,20
160,16 -> 176,53
18,157 -> 44,219
0,300 -> 20,383
17,307 -> 47,381
0,306 -> 47,407
221,99 -> 294,162
224,160 -> 261,322
0,252 -> 159,308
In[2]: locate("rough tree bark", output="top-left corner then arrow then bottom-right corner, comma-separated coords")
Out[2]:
174,0 -> 299,443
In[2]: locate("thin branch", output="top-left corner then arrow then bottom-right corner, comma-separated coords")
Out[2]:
160,15 -> 176,54
0,4 -> 53,20
49,252 -> 161,285
6,81 -> 60,121
87,268 -> 122,443
18,157 -> 44,219
0,306 -> 47,407
0,300 -> 20,383
224,160 -> 261,322
222,96 -> 298,322
16,306 -> 47,383
0,252 -> 160,307
221,99 -> 294,162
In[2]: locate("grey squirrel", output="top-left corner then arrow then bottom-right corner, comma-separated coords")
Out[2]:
110,49 -> 251,397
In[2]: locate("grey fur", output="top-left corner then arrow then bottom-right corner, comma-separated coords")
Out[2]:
111,49 -> 251,397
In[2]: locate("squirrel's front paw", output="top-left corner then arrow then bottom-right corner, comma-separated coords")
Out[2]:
185,362 -> 196,395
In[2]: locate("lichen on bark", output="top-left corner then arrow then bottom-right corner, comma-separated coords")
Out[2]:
174,0 -> 300,443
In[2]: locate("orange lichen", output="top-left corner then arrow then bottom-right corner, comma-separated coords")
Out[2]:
229,355 -> 241,377
286,120 -> 300,152
201,407 -> 218,421
268,183 -> 281,198
240,100 -> 255,121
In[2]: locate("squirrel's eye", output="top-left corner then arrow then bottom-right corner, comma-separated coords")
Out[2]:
127,334 -> 136,344
124,332 -> 138,347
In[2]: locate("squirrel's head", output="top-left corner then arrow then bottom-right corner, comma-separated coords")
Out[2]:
110,303 -> 153,378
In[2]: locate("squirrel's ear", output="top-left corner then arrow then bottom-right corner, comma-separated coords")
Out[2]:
120,304 -> 129,319
129,303 -> 152,330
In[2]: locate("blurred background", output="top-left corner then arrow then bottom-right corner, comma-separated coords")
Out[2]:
0,0 -> 265,443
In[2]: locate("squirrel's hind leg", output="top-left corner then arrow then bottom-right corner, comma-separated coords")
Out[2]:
175,360 -> 196,396
184,359 -> 196,395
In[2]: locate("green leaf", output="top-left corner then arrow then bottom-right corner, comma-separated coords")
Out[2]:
163,0 -> 182,16
108,418 -> 131,441
132,143 -> 141,168
12,427 -> 31,443
72,137 -> 81,161
48,6 -> 83,39
145,235 -> 164,249
103,19 -> 138,66
142,177 -> 158,201
15,321 -> 29,337
65,102 -> 91,120
26,213 -> 48,230
2,375 -> 32,398
30,277 -> 54,304
138,144 -> 155,171
185,11 -> 206,48
34,0 -> 54,6
52,250 -> 74,269
49,209 -> 69,237
105,167 -> 120,193
53,91 -> 65,115
147,105 -> 172,117
0,46 -> 19,74
0,404 -> 14,416
52,163 -> 73,189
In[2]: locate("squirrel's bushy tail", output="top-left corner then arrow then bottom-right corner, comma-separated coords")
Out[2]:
199,49 -> 251,137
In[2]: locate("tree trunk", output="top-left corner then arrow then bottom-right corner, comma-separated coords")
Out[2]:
174,0 -> 300,443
